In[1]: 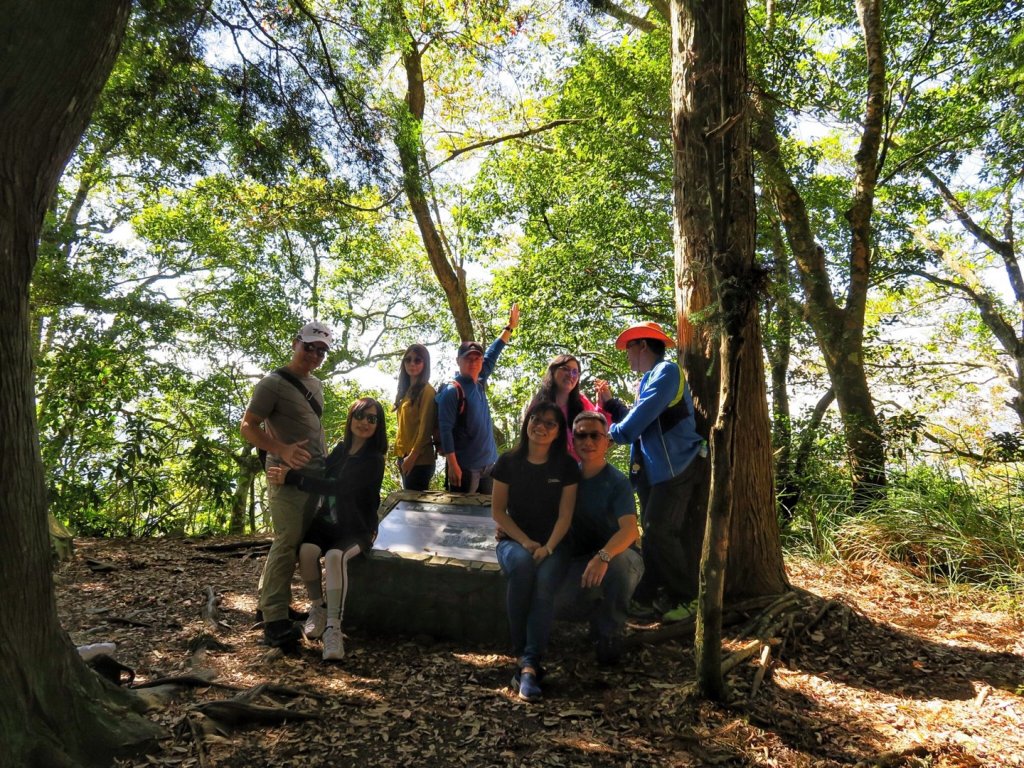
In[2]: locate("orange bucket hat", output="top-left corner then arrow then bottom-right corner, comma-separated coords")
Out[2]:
614,321 -> 676,350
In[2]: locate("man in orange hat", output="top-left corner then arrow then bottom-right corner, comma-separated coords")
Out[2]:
596,321 -> 706,623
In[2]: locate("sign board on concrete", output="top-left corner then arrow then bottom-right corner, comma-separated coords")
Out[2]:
373,498 -> 498,563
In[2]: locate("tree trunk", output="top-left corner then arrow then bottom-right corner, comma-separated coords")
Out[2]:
0,4 -> 164,765
394,17 -> 475,341
670,0 -> 787,699
751,0 -> 888,505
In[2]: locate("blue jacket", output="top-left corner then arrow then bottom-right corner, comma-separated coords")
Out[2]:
606,359 -> 704,486
436,338 -> 506,470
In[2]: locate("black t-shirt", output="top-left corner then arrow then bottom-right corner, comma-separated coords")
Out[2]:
491,450 -> 581,543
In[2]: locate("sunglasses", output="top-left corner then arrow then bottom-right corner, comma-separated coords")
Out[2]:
302,342 -> 328,357
573,430 -> 606,442
404,356 -> 424,364
625,339 -> 645,350
555,365 -> 580,379
352,411 -> 379,424
529,414 -> 559,430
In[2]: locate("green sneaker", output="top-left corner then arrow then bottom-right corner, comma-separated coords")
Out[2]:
662,600 -> 698,623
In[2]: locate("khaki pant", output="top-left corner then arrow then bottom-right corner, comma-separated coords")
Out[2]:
258,483 -> 319,623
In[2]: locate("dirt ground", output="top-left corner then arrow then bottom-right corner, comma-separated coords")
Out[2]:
56,537 -> 1024,767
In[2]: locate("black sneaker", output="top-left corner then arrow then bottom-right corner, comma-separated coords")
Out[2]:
595,635 -> 623,667
264,619 -> 301,648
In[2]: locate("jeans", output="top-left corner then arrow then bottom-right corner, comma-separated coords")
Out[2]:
447,463 -> 493,494
555,548 -> 644,640
400,461 -> 434,491
496,539 -> 569,670
635,455 -> 707,603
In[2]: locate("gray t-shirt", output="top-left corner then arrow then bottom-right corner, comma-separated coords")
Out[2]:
246,371 -> 326,470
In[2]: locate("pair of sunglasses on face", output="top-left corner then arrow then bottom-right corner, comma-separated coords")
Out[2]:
352,412 -> 378,424
302,342 -> 328,357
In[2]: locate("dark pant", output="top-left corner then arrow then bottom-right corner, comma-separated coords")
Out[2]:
635,456 -> 707,604
555,548 -> 644,640
401,461 -> 434,491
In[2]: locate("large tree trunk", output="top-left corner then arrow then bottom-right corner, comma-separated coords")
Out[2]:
0,4 -> 164,765
752,0 -> 888,505
394,16 -> 475,342
670,0 -> 787,698
671,9 -> 787,606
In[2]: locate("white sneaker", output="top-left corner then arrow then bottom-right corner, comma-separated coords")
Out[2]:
303,603 -> 326,639
322,625 -> 344,661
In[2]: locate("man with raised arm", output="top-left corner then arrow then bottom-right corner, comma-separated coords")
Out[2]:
240,321 -> 332,647
436,304 -> 519,493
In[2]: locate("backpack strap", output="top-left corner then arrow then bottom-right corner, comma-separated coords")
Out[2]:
657,367 -> 690,433
274,367 -> 323,419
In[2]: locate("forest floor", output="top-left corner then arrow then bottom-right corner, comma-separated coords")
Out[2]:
56,537 -> 1024,768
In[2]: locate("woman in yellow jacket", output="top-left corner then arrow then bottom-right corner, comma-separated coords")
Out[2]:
393,343 -> 437,490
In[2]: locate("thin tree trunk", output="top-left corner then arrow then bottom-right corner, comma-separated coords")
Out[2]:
0,3 -> 164,765
394,17 -> 474,341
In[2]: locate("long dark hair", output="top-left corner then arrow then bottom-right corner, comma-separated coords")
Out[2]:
514,401 -> 568,461
528,354 -> 584,425
345,397 -> 388,456
393,343 -> 431,410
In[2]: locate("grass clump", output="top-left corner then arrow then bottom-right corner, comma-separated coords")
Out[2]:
786,464 -> 1024,593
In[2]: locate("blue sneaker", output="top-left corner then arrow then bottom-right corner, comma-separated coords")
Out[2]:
518,668 -> 543,702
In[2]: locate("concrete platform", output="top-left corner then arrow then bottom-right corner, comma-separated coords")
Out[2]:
344,491 -> 509,645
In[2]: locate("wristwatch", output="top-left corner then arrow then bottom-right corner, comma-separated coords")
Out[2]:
597,549 -> 611,563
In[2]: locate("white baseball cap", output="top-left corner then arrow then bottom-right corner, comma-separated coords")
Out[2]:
297,321 -> 333,349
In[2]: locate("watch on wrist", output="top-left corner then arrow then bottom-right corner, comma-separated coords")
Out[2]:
597,549 -> 611,563
503,324 -> 513,334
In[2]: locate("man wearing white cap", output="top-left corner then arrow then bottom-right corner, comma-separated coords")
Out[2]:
596,321 -> 706,624
240,321 -> 332,647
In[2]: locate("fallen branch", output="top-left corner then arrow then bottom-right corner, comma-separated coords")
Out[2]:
624,595 -> 787,649
193,539 -> 273,553
802,599 -> 839,636
186,714 -> 208,768
133,674 -> 241,691
736,591 -> 799,639
202,587 -> 222,632
194,700 -> 318,727
750,644 -> 772,698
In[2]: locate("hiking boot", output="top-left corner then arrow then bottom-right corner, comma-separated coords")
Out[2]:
518,668 -> 543,702
255,606 -> 308,624
303,602 -> 327,640
628,599 -> 659,620
595,635 -> 623,667
662,600 -> 698,624
322,625 -> 344,661
511,664 -> 546,689
263,619 -> 300,648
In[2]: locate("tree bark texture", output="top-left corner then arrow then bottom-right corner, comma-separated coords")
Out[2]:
670,0 -> 787,698
0,3 -> 164,765
671,1 -> 787,604
395,20 -> 475,342
751,0 -> 888,505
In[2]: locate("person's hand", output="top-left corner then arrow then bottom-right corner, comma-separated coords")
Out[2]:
265,465 -> 289,486
595,379 -> 612,405
401,455 -> 416,476
507,302 -> 520,331
279,439 -> 311,469
582,555 -> 609,588
446,454 -> 463,490
531,543 -> 550,563
523,539 -> 541,554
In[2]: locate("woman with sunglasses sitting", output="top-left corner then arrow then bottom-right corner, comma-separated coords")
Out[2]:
491,401 -> 580,702
266,397 -> 387,661
526,354 -> 607,460
393,343 -> 436,491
